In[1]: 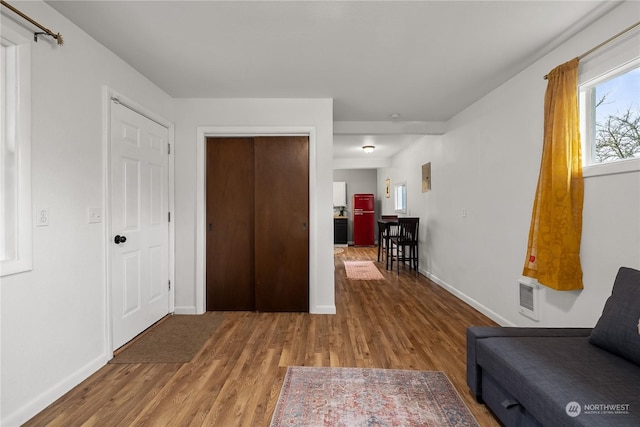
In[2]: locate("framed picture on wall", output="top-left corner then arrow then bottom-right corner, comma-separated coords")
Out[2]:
422,162 -> 431,192
385,178 -> 391,198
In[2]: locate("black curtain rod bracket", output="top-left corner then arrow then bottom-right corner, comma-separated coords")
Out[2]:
33,31 -> 62,44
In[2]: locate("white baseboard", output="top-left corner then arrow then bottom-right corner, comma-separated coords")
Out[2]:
311,305 -> 337,314
2,353 -> 109,427
174,305 -> 198,314
421,269 -> 514,327
175,305 -> 336,315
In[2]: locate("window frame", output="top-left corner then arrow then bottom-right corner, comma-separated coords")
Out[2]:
394,182 -> 406,214
1,22 -> 32,277
578,29 -> 640,178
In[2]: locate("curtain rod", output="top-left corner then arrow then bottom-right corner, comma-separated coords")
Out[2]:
0,0 -> 63,45
544,20 -> 639,80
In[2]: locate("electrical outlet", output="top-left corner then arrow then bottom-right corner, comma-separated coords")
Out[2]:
36,207 -> 49,226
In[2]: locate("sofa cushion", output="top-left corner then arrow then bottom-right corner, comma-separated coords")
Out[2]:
589,267 -> 640,366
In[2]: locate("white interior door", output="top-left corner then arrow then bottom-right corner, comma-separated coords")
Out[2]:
110,100 -> 169,350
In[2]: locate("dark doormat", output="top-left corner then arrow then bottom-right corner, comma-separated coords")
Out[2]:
109,313 -> 224,364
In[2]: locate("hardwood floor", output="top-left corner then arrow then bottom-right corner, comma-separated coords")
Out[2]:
25,247 -> 500,426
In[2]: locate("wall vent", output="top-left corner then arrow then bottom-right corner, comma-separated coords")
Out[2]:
518,279 -> 540,321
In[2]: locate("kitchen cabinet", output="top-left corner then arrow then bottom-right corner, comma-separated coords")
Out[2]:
334,217 -> 348,245
333,181 -> 346,207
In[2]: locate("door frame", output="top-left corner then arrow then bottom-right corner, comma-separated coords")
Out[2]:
195,126 -> 317,314
103,87 -> 175,354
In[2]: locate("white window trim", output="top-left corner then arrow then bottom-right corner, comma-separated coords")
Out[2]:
583,157 -> 640,178
578,28 -> 640,178
394,182 -> 407,214
1,22 -> 32,277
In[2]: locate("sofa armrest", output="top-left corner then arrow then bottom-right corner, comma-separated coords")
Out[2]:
466,326 -> 592,401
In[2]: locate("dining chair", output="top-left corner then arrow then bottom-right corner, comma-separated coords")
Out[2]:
390,217 -> 419,275
379,215 -> 398,269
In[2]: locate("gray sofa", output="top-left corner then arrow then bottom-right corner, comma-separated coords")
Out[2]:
467,267 -> 640,426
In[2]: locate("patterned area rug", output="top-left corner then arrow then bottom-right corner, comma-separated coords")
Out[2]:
344,261 -> 384,280
270,367 -> 479,426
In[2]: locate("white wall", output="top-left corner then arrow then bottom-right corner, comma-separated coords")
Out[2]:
381,1 -> 640,327
172,98 -> 335,315
377,135 -> 443,278
0,2 -> 174,425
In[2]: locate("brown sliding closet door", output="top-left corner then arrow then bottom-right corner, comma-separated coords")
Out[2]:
206,137 -> 255,310
254,136 -> 309,312
205,136 -> 309,312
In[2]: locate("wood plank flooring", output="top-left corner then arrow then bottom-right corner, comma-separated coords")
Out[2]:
25,246 -> 499,426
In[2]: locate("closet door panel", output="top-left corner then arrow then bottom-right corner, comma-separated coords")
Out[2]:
206,137 -> 255,310
254,136 -> 309,312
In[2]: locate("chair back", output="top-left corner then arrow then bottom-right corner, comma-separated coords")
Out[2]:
398,217 -> 419,242
380,215 -> 399,237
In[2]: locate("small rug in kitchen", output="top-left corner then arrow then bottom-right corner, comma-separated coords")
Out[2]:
270,367 -> 479,427
344,260 -> 384,280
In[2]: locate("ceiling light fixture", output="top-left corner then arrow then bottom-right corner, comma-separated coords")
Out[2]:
362,145 -> 375,154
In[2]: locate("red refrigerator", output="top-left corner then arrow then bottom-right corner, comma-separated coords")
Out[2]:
353,194 -> 375,246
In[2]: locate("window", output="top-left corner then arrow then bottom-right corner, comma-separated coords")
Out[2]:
1,24 -> 31,276
580,62 -> 640,165
579,29 -> 640,175
394,183 -> 406,213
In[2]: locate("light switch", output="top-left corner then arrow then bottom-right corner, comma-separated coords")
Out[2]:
88,207 -> 102,224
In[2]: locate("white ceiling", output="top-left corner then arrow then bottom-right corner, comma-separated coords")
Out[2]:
333,133 -> 425,160
45,0 -> 620,160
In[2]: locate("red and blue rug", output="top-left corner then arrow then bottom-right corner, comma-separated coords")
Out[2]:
270,367 -> 479,426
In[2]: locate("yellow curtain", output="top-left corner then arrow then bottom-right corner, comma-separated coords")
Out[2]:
523,58 -> 584,291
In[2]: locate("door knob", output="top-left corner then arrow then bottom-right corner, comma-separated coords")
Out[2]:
114,235 -> 127,244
